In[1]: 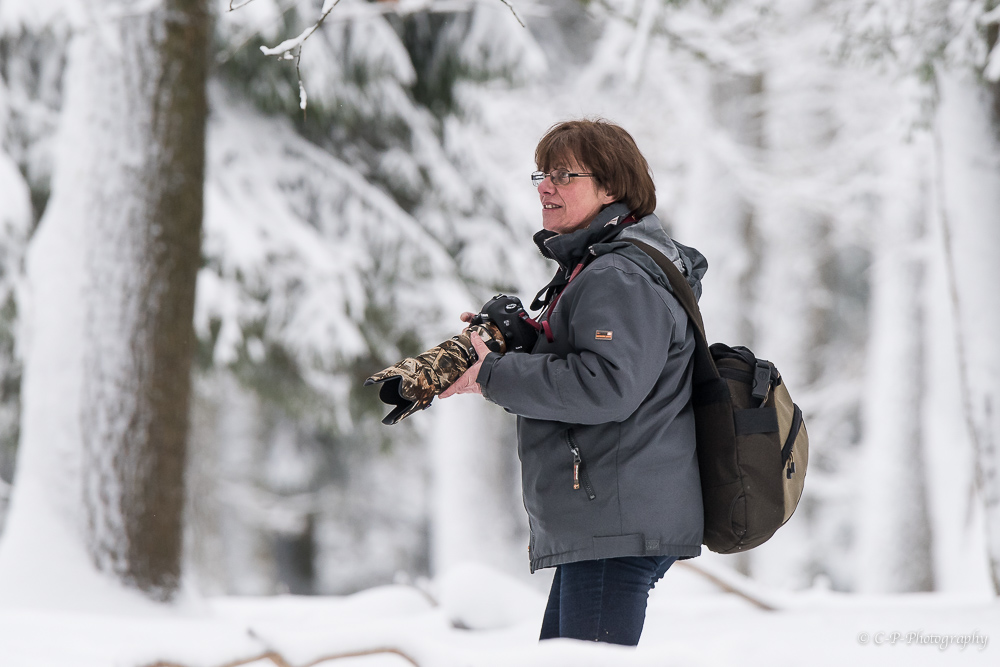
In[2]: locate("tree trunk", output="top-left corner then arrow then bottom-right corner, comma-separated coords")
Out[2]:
747,47 -> 839,590
0,0 -> 208,604
935,69 -> 1000,595
78,0 -> 208,600
856,137 -> 936,593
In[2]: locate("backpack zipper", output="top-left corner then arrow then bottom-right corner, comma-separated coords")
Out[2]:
782,404 -> 803,468
565,429 -> 596,500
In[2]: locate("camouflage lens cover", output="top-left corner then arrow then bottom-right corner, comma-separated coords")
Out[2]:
364,323 -> 506,425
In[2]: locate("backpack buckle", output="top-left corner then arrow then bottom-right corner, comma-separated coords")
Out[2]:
752,360 -> 772,403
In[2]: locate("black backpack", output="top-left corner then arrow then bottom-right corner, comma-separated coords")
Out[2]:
625,239 -> 809,554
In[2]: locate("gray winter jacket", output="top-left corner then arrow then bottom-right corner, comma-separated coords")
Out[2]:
476,202 -> 708,572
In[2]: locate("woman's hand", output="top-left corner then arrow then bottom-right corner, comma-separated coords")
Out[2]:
440,331 -> 490,398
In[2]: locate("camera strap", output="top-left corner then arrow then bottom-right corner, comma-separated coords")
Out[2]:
530,212 -> 639,342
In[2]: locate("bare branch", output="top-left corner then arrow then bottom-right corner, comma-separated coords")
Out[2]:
675,561 -> 779,611
228,0 -> 259,12
302,648 -> 420,667
235,0 -> 536,113
144,647 -> 421,667
497,0 -> 525,28
255,0 -> 532,59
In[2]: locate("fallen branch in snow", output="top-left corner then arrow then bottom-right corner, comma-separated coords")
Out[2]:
675,560 -> 778,612
305,648 -> 420,666
145,646 -> 421,667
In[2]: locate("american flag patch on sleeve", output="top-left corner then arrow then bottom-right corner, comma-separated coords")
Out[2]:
595,330 -> 613,340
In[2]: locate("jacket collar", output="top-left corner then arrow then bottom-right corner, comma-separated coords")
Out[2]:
532,202 -> 634,272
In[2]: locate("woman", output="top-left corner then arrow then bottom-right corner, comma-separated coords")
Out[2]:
440,119 -> 707,646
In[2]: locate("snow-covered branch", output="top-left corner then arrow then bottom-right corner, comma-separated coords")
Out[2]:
259,0 -> 342,58
257,0 -> 528,59
237,0 -> 533,111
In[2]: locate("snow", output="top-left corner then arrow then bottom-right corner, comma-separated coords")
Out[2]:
0,29 -> 93,607
0,148 -> 30,238
0,561 -> 996,666
0,81 -> 31,234
0,0 -> 81,32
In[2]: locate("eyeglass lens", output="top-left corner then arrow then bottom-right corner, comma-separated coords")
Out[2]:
531,170 -> 570,187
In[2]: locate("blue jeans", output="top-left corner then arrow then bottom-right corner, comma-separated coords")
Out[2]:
539,555 -> 677,646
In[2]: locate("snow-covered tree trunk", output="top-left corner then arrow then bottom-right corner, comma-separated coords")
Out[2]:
748,34 -> 839,589
856,137 -> 936,593
0,0 -> 208,604
935,69 -> 1000,595
79,0 -> 208,600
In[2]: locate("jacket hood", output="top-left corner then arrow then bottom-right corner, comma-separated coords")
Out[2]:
533,202 -> 709,300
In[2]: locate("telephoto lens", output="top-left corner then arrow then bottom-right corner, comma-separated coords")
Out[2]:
364,323 -> 506,425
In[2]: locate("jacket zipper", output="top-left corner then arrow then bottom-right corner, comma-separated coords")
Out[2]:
565,429 -> 596,500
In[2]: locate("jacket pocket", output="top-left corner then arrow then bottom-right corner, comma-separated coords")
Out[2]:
565,428 -> 596,500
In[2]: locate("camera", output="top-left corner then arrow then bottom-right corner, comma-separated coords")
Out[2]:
365,295 -> 539,425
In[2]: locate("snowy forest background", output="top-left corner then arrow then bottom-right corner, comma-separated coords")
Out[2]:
0,0 -> 999,617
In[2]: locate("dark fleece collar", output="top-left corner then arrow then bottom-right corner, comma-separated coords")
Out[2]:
532,202 -> 633,272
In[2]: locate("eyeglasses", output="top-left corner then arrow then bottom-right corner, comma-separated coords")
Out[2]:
531,169 -> 595,187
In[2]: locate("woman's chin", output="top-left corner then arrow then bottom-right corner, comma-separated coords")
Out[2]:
542,216 -> 585,235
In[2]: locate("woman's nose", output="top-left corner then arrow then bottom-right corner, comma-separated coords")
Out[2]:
537,175 -> 555,194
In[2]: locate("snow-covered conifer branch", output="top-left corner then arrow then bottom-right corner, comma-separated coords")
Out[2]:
980,5 -> 1000,26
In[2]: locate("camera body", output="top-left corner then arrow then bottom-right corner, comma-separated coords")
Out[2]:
471,294 -> 539,355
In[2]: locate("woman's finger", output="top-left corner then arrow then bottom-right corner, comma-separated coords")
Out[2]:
470,332 -> 490,357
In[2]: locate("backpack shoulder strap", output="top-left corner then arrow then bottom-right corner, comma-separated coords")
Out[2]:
621,239 -> 719,384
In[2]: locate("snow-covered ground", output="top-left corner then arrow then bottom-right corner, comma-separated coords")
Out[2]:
1,560 -> 995,667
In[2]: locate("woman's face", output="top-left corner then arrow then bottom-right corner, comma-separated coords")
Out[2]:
537,156 -> 615,235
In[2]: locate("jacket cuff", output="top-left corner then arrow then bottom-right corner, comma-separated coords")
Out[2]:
476,352 -> 503,403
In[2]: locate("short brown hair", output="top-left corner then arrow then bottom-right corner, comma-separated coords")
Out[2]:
535,119 -> 656,218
